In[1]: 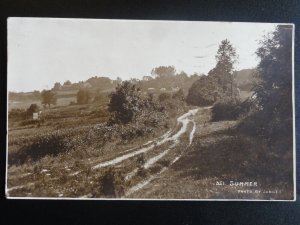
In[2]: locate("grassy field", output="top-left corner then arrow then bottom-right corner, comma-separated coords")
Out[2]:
6,90 -> 293,200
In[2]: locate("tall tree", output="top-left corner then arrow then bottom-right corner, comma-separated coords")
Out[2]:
254,25 -> 293,140
213,39 -> 238,99
215,39 -> 237,73
151,66 -> 176,78
186,39 -> 239,106
41,90 -> 57,108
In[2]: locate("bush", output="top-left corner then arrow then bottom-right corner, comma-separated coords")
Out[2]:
186,76 -> 218,106
99,168 -> 125,197
158,92 -> 172,102
108,81 -> 166,126
8,131 -> 74,165
19,119 -> 43,126
172,88 -> 185,101
136,154 -> 148,177
27,104 -> 39,115
211,98 -> 255,121
8,108 -> 27,120
108,81 -> 143,124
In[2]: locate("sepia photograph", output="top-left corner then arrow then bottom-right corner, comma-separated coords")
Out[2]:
6,18 -> 295,200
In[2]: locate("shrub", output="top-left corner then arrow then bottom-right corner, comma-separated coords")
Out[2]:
135,154 -> 147,176
211,98 -> 255,121
186,76 -> 219,106
8,108 -> 27,120
172,88 -> 185,101
158,92 -> 172,102
19,119 -> 42,126
108,81 -> 166,127
98,168 -> 125,197
136,154 -> 145,167
108,81 -> 143,124
8,131 -> 74,165
27,104 -> 39,116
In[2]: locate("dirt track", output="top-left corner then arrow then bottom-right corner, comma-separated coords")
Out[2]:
125,106 -> 237,198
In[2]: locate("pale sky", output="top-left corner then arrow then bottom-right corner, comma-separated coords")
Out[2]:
8,18 -> 277,92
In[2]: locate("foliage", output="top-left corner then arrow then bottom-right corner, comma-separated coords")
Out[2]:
108,81 -> 143,124
77,89 -> 90,104
186,76 -> 214,106
53,82 -> 62,90
211,98 -> 256,121
215,39 -> 238,74
236,25 -> 293,181
108,81 -> 165,125
19,118 -> 44,126
9,108 -> 27,120
172,88 -> 185,101
8,131 -> 75,165
151,65 -> 176,78
238,25 -> 293,142
99,168 -> 125,197
63,80 -> 72,85
158,92 -> 172,102
187,39 -> 240,106
253,25 -> 293,140
32,90 -> 41,99
233,69 -> 257,91
86,76 -> 112,89
26,104 -> 39,116
41,90 -> 57,108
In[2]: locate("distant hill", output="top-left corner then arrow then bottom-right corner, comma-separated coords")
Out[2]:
8,71 -> 202,110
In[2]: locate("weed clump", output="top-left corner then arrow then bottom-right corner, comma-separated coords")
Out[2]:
9,131 -> 75,165
136,154 -> 148,177
98,168 -> 125,197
